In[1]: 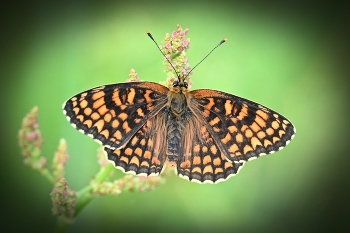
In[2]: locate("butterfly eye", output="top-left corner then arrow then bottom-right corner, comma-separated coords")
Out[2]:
183,82 -> 188,89
173,80 -> 179,87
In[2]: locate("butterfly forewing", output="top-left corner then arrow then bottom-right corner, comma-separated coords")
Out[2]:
63,82 -> 169,150
189,89 -> 296,163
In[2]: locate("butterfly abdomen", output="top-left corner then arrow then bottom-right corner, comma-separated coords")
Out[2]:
165,92 -> 189,166
166,117 -> 186,162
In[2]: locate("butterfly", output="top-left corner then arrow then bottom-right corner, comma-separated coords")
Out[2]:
63,76 -> 295,184
63,32 -> 295,184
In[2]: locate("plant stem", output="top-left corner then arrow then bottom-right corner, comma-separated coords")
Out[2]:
74,163 -> 115,216
54,217 -> 71,233
40,168 -> 55,184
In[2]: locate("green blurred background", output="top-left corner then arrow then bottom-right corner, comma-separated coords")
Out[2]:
1,0 -> 349,232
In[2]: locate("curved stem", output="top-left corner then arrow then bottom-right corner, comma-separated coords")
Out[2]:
74,163 -> 115,216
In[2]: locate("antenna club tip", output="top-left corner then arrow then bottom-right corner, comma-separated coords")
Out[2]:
146,30 -> 154,40
218,38 -> 227,46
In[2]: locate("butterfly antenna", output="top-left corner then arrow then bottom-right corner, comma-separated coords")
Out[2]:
146,30 -> 180,79
184,38 -> 227,80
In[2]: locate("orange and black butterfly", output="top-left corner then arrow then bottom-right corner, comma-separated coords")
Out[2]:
63,32 -> 295,184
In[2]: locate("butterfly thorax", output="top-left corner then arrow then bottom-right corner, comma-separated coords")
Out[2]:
169,91 -> 187,118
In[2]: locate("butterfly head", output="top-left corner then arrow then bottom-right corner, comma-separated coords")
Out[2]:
172,75 -> 188,89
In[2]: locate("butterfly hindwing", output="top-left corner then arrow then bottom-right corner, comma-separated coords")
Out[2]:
189,89 -> 296,163
104,111 -> 168,175
176,114 -> 244,183
63,82 -> 169,149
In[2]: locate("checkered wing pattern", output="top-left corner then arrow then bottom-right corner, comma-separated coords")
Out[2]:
177,115 -> 244,183
63,82 -> 169,150
104,112 -> 168,175
189,89 -> 296,163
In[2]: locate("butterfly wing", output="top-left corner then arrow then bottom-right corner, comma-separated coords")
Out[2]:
176,113 -> 244,183
189,89 -> 296,163
104,111 -> 168,175
63,82 -> 169,150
